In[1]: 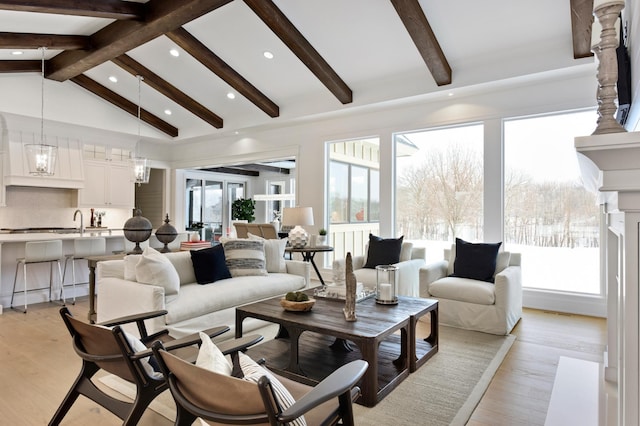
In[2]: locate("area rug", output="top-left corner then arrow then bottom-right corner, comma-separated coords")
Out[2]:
99,325 -> 514,426
353,326 -> 515,426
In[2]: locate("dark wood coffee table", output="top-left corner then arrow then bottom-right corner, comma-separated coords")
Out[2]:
235,294 -> 438,407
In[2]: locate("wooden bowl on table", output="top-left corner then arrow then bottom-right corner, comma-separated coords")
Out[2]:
280,298 -> 316,312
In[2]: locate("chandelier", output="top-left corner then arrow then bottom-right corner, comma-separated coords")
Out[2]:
25,47 -> 57,176
132,75 -> 150,185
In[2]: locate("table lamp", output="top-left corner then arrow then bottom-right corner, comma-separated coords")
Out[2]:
282,207 -> 314,248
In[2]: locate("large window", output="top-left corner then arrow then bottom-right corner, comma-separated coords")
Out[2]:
504,110 -> 599,294
395,124 -> 484,263
328,137 -> 380,264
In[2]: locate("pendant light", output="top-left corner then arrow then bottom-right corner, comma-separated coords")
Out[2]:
25,47 -> 57,176
132,75 -> 150,185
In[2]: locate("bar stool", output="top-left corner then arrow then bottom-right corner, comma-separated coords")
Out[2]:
62,237 -> 106,304
11,239 -> 64,313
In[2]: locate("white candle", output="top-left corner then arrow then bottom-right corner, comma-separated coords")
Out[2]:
379,283 -> 393,300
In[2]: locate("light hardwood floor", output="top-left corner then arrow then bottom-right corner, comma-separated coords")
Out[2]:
0,299 -> 605,425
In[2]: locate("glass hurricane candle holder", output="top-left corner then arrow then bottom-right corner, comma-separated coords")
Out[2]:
375,264 -> 398,305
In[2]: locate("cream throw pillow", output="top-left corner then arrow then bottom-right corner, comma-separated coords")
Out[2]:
247,232 -> 287,273
135,247 -> 180,295
196,331 -> 232,376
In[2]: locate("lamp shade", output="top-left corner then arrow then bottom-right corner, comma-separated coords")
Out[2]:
282,207 -> 314,227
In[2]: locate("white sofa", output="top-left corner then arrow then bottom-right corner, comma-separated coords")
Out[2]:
332,242 -> 426,297
96,250 -> 310,339
420,248 -> 522,335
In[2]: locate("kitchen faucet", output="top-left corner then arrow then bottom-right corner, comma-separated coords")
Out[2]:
73,209 -> 84,234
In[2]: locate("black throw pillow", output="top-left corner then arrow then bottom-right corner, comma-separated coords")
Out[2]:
190,244 -> 232,284
451,238 -> 502,283
363,234 -> 404,269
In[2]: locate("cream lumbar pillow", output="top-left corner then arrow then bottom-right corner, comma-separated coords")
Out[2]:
196,331 -> 232,376
135,246 -> 180,295
247,232 -> 287,273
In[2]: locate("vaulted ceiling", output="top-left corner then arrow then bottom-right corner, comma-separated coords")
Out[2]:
0,0 -> 595,142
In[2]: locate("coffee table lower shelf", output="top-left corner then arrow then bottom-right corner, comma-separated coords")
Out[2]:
245,330 -> 437,406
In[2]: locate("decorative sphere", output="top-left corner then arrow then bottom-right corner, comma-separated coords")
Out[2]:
123,209 -> 152,254
155,214 -> 178,253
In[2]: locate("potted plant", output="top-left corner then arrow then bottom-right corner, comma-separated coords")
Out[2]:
231,198 -> 256,222
317,228 -> 327,245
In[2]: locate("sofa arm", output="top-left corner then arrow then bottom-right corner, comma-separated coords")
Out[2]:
393,258 -> 426,297
494,265 -> 522,309
419,260 -> 448,298
285,260 -> 311,288
97,277 -> 166,337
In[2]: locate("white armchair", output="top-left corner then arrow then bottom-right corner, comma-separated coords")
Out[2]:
332,243 -> 426,297
420,248 -> 522,335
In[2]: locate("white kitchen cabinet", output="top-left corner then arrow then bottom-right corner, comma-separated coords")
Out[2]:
78,159 -> 134,208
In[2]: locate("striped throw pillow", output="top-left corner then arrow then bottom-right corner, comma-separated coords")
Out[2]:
220,238 -> 268,277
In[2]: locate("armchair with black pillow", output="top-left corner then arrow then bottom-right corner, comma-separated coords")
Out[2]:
332,234 -> 426,297
420,238 -> 522,335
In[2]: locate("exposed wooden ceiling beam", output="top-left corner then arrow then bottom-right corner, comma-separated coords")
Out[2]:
166,27 -> 279,118
570,0 -> 595,59
202,167 -> 260,177
243,0 -> 352,104
112,54 -> 224,128
0,60 -> 40,73
390,0 -> 452,86
0,0 -> 144,20
70,74 -> 178,137
239,163 -> 290,174
0,32 -> 90,50
46,0 -> 233,82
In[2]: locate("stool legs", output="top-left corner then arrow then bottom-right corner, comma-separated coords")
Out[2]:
61,256 -> 76,305
11,259 -> 65,313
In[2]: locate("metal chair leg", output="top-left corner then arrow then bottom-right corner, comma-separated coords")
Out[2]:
10,260 -> 25,313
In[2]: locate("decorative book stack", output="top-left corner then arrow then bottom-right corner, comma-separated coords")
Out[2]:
180,241 -> 212,251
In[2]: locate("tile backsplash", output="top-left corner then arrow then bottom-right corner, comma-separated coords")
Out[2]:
0,186 -> 131,229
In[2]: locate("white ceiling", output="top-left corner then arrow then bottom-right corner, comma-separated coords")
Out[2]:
0,0 -> 594,143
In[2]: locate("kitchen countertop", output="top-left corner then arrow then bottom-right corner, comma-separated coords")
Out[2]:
0,230 -> 126,243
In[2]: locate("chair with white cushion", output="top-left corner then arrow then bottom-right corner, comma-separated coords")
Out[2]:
420,244 -> 522,335
11,239 -> 65,313
62,237 -> 106,304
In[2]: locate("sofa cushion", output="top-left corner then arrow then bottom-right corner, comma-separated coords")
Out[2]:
221,238 -> 268,277
135,247 -> 180,296
399,242 -> 413,262
190,245 -> 232,284
124,254 -> 140,281
164,251 -> 197,285
165,273 -> 305,325
429,276 -> 496,305
451,238 -> 502,283
363,234 -> 404,269
247,233 -> 287,273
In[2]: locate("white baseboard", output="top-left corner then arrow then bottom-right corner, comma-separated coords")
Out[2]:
523,288 -> 606,317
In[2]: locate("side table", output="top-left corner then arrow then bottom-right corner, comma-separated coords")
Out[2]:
285,245 -> 334,285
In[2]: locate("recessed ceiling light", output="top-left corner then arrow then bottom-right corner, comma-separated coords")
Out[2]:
164,109 -> 172,115
448,92 -> 454,97
263,51 -> 274,59
108,75 -> 118,83
227,92 -> 236,100
169,48 -> 180,57
11,51 -> 23,55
